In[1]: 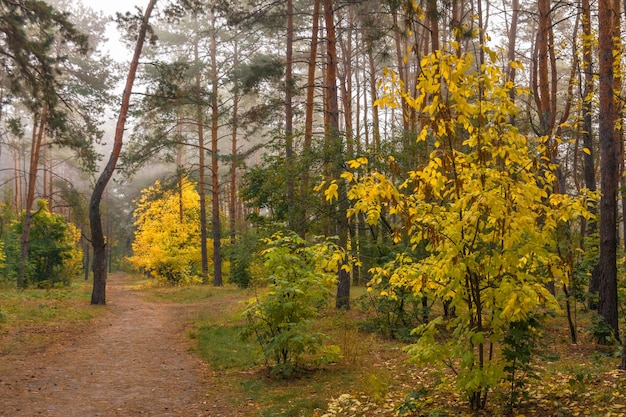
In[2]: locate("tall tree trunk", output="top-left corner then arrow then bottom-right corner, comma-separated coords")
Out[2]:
12,148 -> 21,214
613,0 -> 625,255
300,0 -> 321,238
507,0 -> 519,98
209,3 -> 222,286
230,33 -> 240,244
18,105 -> 47,289
193,24 -> 209,283
537,0 -> 551,134
285,0 -> 296,233
324,0 -> 350,309
367,48 -> 380,151
581,0 -> 600,306
176,113 -> 185,225
89,0 -> 156,305
427,0 -> 439,52
597,0 -> 619,338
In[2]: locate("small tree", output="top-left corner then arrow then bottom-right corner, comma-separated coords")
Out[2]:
6,200 -> 81,287
241,232 -> 342,376
342,47 -> 591,410
128,177 -> 207,284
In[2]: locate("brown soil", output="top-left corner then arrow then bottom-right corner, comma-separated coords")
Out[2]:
0,273 -> 224,417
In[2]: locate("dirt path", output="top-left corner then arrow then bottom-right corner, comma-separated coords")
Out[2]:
0,273 -> 216,417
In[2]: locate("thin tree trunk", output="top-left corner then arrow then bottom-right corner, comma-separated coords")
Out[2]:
537,0 -> 551,134
230,33 -> 239,244
427,0 -> 439,52
367,49 -> 380,151
581,0 -> 600,307
18,105 -> 48,289
300,0 -> 321,239
507,0 -> 519,101
210,3 -> 222,287
193,25 -> 209,283
285,0 -> 296,233
89,0 -> 156,305
83,236 -> 90,281
324,0 -> 350,309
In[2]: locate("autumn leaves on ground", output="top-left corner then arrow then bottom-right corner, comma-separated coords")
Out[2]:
0,272 -> 623,417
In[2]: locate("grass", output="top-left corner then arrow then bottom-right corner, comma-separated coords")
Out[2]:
0,279 -> 101,355
3,274 -> 625,416
148,282 -> 626,417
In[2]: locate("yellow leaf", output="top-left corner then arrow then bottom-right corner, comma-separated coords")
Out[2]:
582,147 -> 591,155
341,172 -> 354,182
325,182 -> 339,203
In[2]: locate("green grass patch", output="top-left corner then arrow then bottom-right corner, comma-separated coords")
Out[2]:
191,323 -> 259,370
0,281 -> 96,327
0,280 -> 101,355
171,282 -> 626,416
142,281 -> 247,305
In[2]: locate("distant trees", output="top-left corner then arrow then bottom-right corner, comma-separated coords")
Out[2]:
0,0 -> 107,289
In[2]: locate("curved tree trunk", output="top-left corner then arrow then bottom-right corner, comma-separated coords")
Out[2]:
89,0 -> 157,305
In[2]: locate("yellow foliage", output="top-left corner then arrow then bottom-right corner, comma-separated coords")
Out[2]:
345,45 -> 594,404
128,176 -> 210,284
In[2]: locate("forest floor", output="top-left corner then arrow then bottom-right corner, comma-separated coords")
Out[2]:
0,273 -> 229,416
1,273 -> 626,416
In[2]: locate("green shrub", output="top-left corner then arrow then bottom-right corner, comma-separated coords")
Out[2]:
241,232 -> 341,377
4,201 -> 82,287
227,231 -> 261,289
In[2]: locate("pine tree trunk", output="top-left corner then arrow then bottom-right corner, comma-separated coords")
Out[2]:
300,0 -> 321,238
193,24 -> 209,283
597,0 -> 619,338
324,0 -> 350,309
210,3 -> 222,287
89,0 -> 156,305
285,0 -> 296,233
18,106 -> 47,289
230,34 -> 239,244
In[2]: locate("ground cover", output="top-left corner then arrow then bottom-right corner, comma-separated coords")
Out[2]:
0,274 -> 624,416
156,284 -> 626,417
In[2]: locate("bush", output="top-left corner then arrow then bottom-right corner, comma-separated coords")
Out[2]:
227,231 -> 261,289
4,201 -> 82,287
240,232 -> 341,376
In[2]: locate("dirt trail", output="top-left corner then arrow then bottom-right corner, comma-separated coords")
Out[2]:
0,273 -> 215,417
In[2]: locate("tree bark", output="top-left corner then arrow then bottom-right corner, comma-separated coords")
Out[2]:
536,0 -> 551,134
324,0 -> 350,309
89,0 -> 156,305
597,0 -> 619,338
209,3 -> 222,286
285,0 -> 296,233
18,105 -> 47,289
581,0 -> 600,306
193,23 -> 209,283
300,0 -> 321,238
229,33 -> 239,244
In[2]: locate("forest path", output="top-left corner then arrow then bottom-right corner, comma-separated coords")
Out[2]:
0,273 -> 220,417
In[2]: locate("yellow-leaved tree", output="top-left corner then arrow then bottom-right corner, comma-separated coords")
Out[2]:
128,176 -> 209,284
341,46 -> 592,410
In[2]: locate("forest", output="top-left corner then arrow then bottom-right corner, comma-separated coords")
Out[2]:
1,0 -> 626,415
